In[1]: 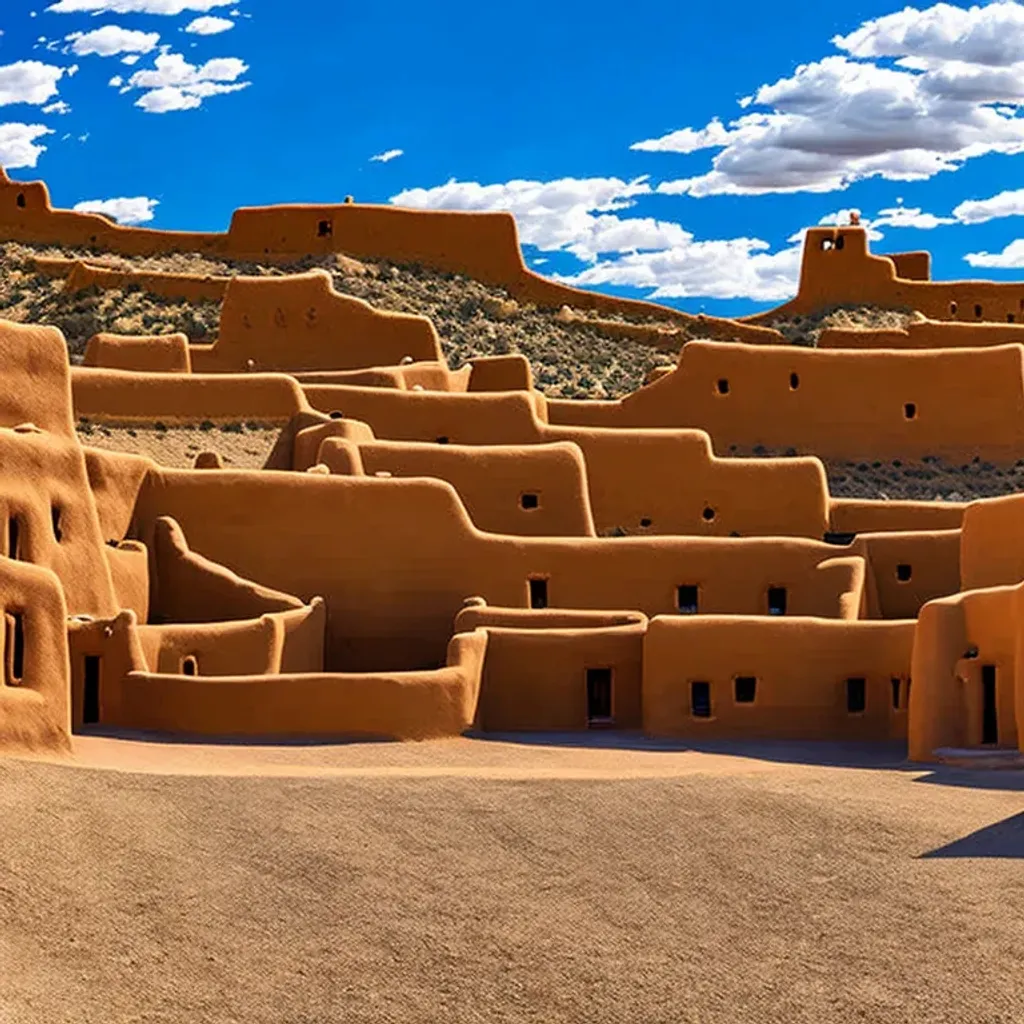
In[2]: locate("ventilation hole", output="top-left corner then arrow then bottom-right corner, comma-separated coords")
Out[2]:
16,192 -> 25,209
734,676 -> 757,703
904,402 -> 917,420
950,301 -> 958,316
520,493 -> 539,510
181,655 -> 198,677
846,677 -> 866,714
891,677 -> 901,710
716,379 -> 730,395
965,644 -> 979,660
317,219 -> 333,238
677,584 -> 699,615
702,506 -> 716,522
51,505 -> 62,543
834,234 -> 845,250
83,655 -> 100,724
328,410 -> 344,420
768,586 -> 787,616
789,372 -> 800,390
7,516 -> 20,560
691,681 -> 711,718
529,577 -> 548,609
5,612 -> 24,685
896,563 -> 912,582
975,304 -> 983,318
639,517 -> 652,528
436,436 -> 450,445
820,238 -> 834,251
586,668 -> 613,725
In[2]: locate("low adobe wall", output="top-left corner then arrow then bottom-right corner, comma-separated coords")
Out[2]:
547,340 -> 1024,462
71,367 -> 309,423
829,498 -> 966,535
643,614 -> 915,741
909,583 -> 1023,760
960,493 -> 1024,591
40,257 -> 228,304
300,386 -> 831,538
0,557 -> 71,752
820,320 -> 1024,350
84,333 -> 192,373
104,629 -> 488,739
754,227 -> 1024,321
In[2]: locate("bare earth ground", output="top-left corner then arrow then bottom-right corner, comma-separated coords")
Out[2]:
1,735 -> 1022,1024
77,422 -> 281,469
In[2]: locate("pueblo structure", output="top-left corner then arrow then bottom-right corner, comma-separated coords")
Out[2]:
4,166 -> 1024,765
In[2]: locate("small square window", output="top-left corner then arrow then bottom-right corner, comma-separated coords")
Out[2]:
734,676 -> 757,703
529,577 -> 548,609
896,564 -> 912,582
677,585 -> 699,614
520,493 -> 539,510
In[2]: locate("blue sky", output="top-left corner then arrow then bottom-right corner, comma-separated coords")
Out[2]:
4,0 -> 1024,316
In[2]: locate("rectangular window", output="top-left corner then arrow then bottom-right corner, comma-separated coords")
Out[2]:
691,681 -> 711,718
677,585 -> 699,614
846,677 -> 866,714
529,577 -> 548,609
586,668 -> 613,725
734,676 -> 757,703
891,677 -> 901,710
7,515 -> 20,560
767,587 -> 787,616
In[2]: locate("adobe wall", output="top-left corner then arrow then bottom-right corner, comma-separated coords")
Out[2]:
820,321 -> 1024,350
104,629 -> 488,740
71,367 -> 309,423
909,583 -> 1023,759
84,333 -> 192,374
755,227 -> 1024,321
299,387 -> 831,538
643,615 -> 915,741
546,340 -> 1024,462
0,557 -> 71,751
312,435 -> 598,537
829,498 -> 965,535
49,258 -> 228,304
959,493 -> 1024,591
127,471 -> 867,672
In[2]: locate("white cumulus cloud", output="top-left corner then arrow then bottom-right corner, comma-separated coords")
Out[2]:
48,0 -> 231,13
954,187 -> 1024,224
964,239 -> 1024,268
370,148 -> 403,163
184,15 -> 234,34
72,196 -> 159,224
124,52 -> 249,112
41,99 -> 71,114
638,3 -> 1024,197
0,61 -> 65,107
0,122 -> 52,167
66,26 -> 160,58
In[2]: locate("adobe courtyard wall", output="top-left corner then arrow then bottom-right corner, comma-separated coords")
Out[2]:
820,320 -> 1024,350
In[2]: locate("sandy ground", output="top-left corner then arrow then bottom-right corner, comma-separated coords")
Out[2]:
77,423 -> 281,469
2,733 -> 1023,1024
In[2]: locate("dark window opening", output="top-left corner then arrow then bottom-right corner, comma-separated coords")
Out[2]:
529,577 -> 548,609
767,586 -> 787,616
982,664 -> 998,745
904,402 -> 917,420
16,192 -> 26,209
317,219 -> 333,238
677,585 -> 699,614
83,655 -> 100,724
950,301 -> 958,315
975,304 -> 983,318
702,506 -> 716,522
691,681 -> 711,718
846,677 -> 866,714
734,676 -> 757,703
436,436 -> 450,445
181,655 -> 198,677
716,378 -> 730,395
789,372 -> 800,390
824,531 -> 857,545
586,668 -> 613,725
820,238 -> 834,251
896,563 -> 912,582
834,234 -> 845,250
520,493 -> 539,510
328,410 -> 344,420
891,677 -> 902,710
5,612 -> 24,685
639,517 -> 652,528
51,505 -> 63,543
7,515 -> 20,560
1010,314 -> 1017,324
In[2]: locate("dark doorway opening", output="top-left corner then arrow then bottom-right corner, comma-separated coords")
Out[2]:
5,612 -> 24,684
7,515 -> 20,560
891,677 -> 902,710
691,681 -> 711,718
83,655 -> 100,725
529,577 -> 548,609
982,664 -> 998,745
846,677 -> 866,713
586,668 -> 613,725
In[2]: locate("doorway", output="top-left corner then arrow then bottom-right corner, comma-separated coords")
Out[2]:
981,664 -> 998,746
83,655 -> 100,725
586,668 -> 613,726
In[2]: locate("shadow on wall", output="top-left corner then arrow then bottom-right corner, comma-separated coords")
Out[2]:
919,811 -> 1024,858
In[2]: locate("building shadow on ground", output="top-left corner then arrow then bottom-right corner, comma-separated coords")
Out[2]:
920,812 -> 1024,859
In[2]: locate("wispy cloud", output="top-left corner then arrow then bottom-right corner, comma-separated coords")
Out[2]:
370,148 -> 403,163
48,0 -> 232,13
184,16 -> 234,35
